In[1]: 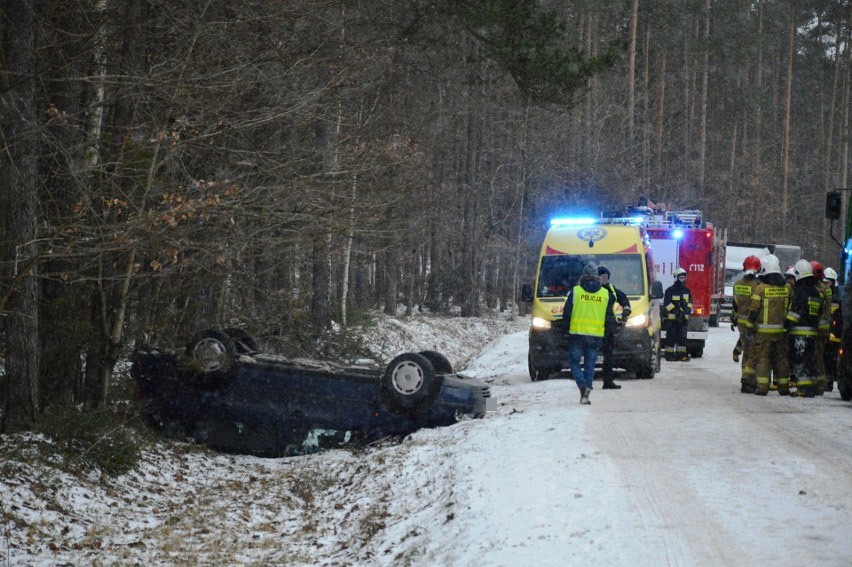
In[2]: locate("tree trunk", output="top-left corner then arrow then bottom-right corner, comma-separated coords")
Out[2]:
627,0 -> 639,143
383,246 -> 399,316
753,3 -> 764,216
2,0 -> 41,432
642,27 -> 651,192
821,26 -> 843,255
311,234 -> 331,325
461,109 -> 481,317
698,0 -> 710,193
655,49 -> 667,193
781,0 -> 796,240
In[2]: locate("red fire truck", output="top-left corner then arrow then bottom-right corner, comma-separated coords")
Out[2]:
630,208 -> 726,358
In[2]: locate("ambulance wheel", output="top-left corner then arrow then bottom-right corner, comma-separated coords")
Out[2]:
634,344 -> 656,380
688,347 -> 704,359
528,352 -> 541,381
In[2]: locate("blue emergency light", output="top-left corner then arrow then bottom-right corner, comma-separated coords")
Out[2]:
673,229 -> 684,239
550,217 -> 598,227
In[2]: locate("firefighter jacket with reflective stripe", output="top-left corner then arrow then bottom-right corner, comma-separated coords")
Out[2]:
568,285 -> 610,337
732,275 -> 759,328
664,280 -> 692,321
785,277 -> 825,336
817,281 -> 832,332
829,283 -> 842,342
748,277 -> 789,334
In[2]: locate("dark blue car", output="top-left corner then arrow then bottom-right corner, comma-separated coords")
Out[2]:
132,328 -> 493,457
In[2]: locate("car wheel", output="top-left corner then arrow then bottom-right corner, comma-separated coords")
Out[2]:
186,329 -> 238,388
528,352 -> 539,381
382,352 -> 441,411
634,341 -> 657,380
223,327 -> 259,354
417,350 -> 453,374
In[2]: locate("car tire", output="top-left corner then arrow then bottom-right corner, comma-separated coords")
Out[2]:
528,352 -> 539,381
381,352 -> 441,412
417,350 -> 453,374
223,327 -> 259,354
527,353 -> 555,381
186,329 -> 238,389
634,341 -> 657,380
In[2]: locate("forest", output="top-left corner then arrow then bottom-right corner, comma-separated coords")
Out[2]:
1,0 -> 850,432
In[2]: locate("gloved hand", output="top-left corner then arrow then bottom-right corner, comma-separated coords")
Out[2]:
730,322 -> 736,332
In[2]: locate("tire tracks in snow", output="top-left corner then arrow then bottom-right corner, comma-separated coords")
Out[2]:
589,367 -> 751,566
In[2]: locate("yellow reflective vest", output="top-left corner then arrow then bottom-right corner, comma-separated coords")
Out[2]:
568,285 -> 609,337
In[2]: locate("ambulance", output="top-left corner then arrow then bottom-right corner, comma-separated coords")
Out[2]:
521,217 -> 664,381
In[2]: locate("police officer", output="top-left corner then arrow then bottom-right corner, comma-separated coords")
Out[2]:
598,265 -> 631,390
823,267 -> 841,392
732,256 -> 762,392
748,256 -> 791,395
785,260 -> 826,397
563,262 -> 616,405
664,268 -> 692,361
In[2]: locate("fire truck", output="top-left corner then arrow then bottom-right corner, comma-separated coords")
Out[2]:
630,208 -> 726,358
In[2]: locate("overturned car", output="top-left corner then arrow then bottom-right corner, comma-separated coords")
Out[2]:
131,328 -> 493,457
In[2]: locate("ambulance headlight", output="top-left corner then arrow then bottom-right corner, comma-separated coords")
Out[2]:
531,317 -> 552,330
625,313 -> 647,327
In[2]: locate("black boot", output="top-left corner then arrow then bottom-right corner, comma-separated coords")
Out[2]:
602,378 -> 621,389
580,387 -> 591,405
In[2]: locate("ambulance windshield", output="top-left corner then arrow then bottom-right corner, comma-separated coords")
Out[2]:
537,254 -> 645,298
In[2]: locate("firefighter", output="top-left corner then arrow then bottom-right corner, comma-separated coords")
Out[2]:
823,267 -> 841,393
732,255 -> 762,393
748,256 -> 790,395
785,265 -> 797,385
785,267 -> 796,288
664,267 -> 692,361
811,261 -> 830,395
598,266 -> 631,390
785,260 -> 826,397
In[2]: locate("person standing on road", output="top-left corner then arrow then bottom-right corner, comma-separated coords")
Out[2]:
811,261 -> 831,395
663,268 -> 693,361
731,256 -> 762,392
823,267 -> 841,393
785,260 -> 826,397
563,262 -> 616,405
748,256 -> 791,395
598,265 -> 632,390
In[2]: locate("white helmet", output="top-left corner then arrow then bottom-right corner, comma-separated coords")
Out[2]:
761,255 -> 781,275
674,267 -> 687,278
793,259 -> 813,280
824,267 -> 838,282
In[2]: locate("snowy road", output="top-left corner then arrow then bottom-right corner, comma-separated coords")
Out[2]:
380,326 -> 852,566
5,324 -> 852,566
